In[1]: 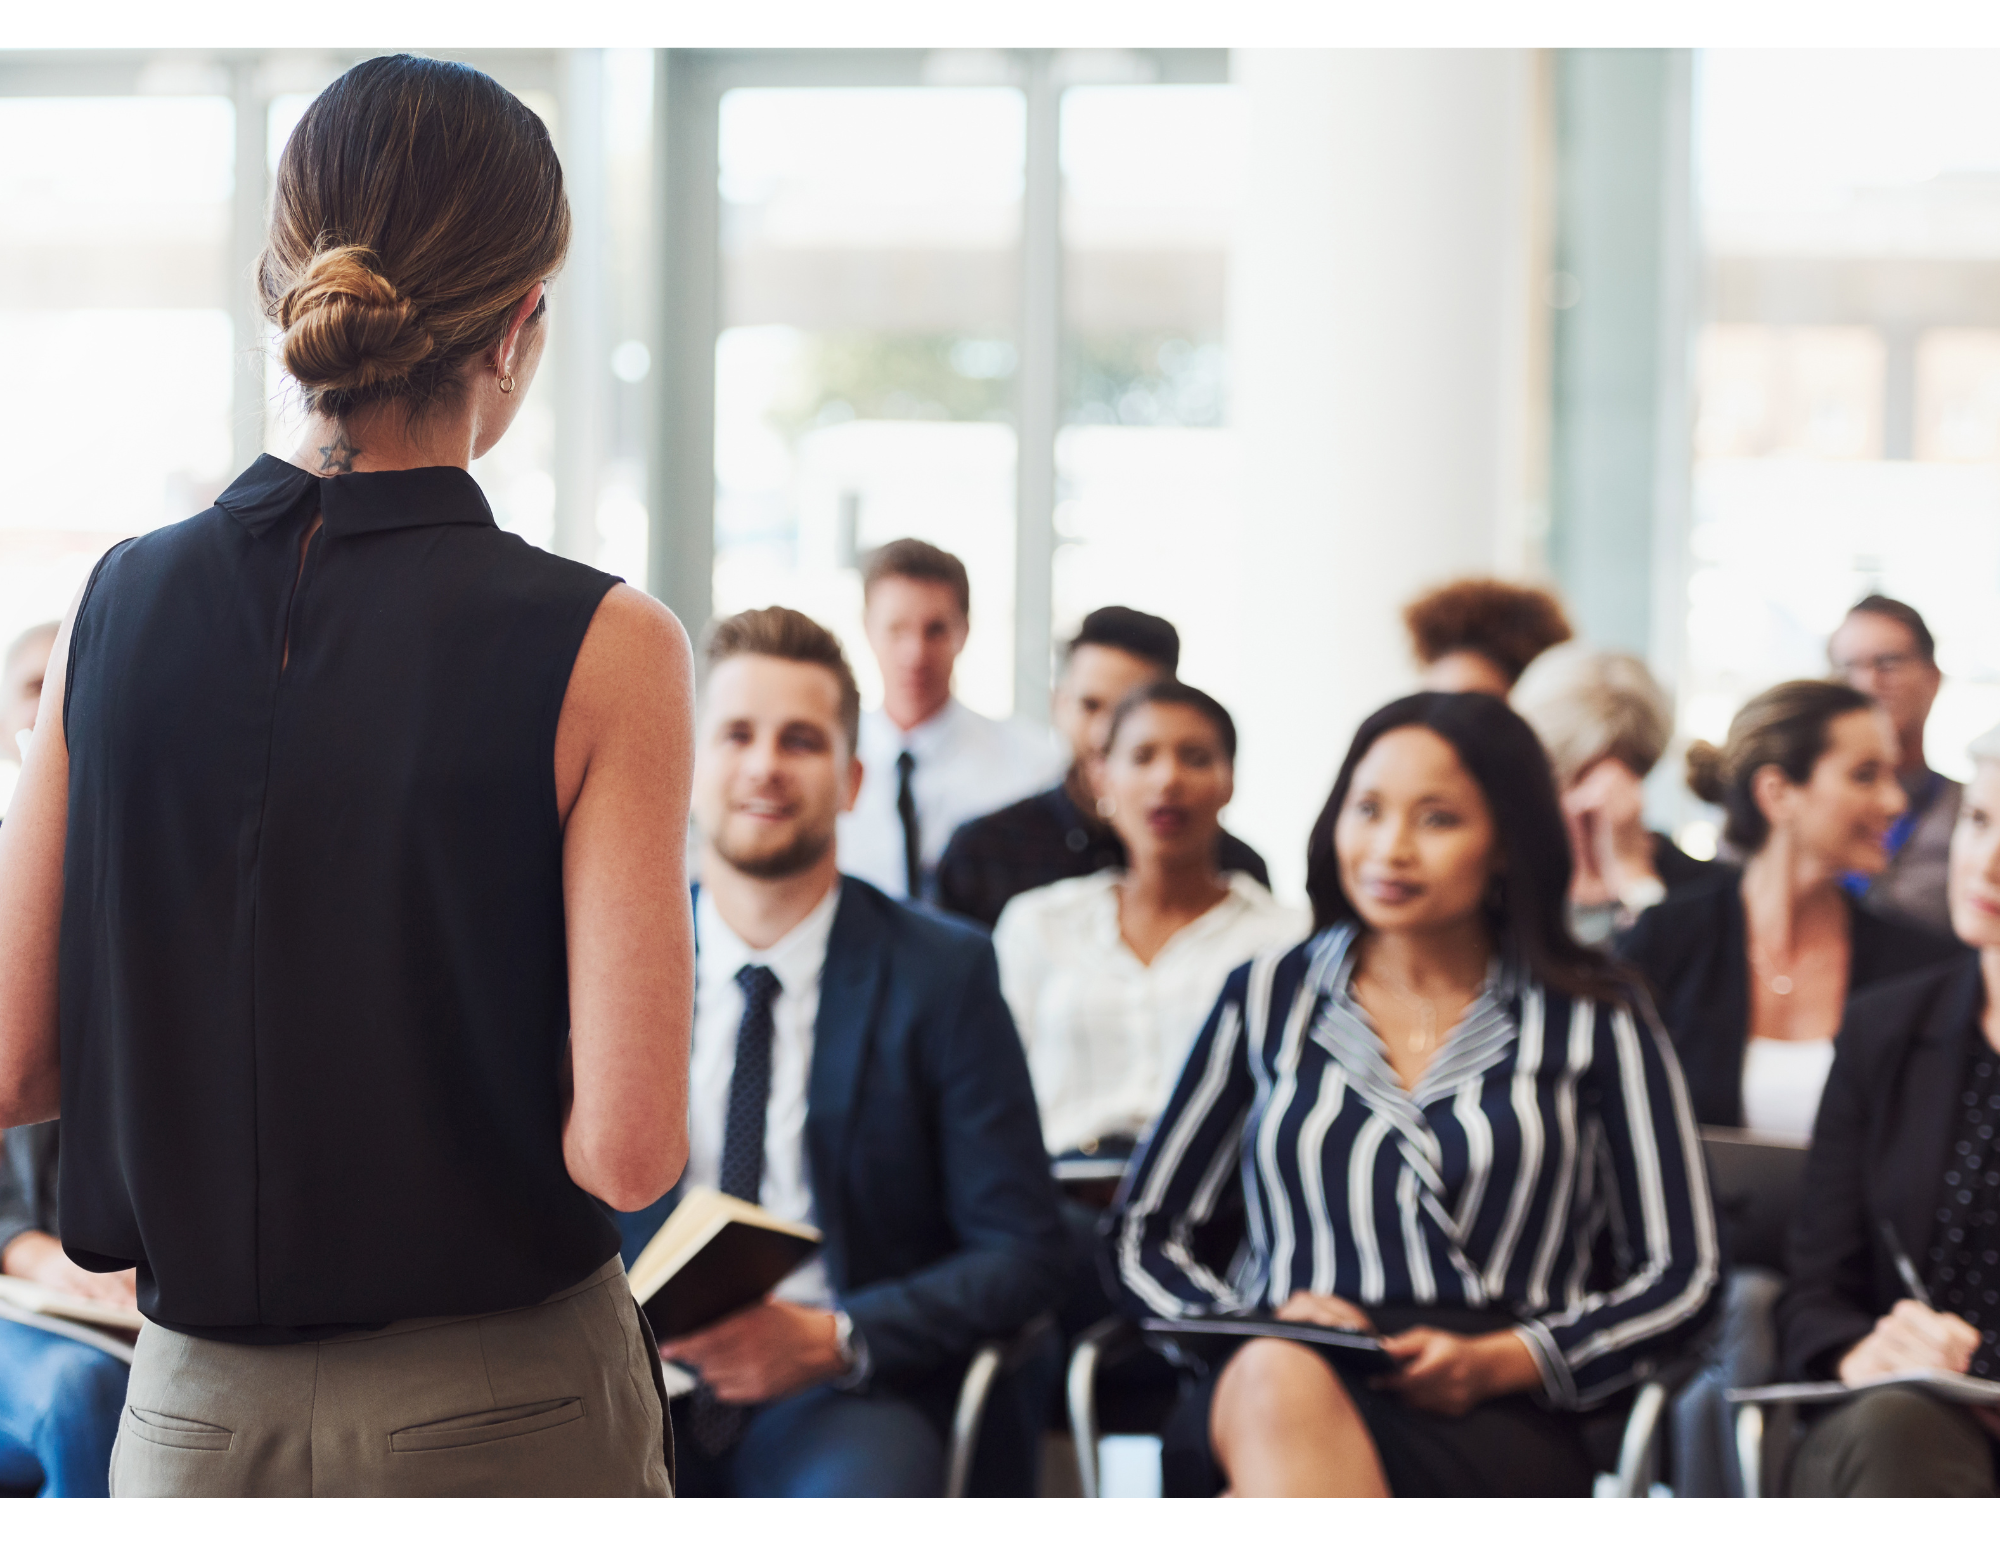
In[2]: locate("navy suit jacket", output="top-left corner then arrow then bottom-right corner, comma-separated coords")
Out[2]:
616,877 -> 1068,1388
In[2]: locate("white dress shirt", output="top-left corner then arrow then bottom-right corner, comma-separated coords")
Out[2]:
687,880 -> 842,1307
838,698 -> 1064,900
992,870 -> 1310,1155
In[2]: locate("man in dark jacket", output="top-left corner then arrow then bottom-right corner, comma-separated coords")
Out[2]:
616,606 -> 1066,1497
935,606 -> 1268,929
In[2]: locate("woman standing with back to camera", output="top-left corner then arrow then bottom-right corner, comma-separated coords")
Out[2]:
0,56 -> 693,1497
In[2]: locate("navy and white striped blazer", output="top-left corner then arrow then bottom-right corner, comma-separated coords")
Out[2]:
1112,925 -> 1719,1410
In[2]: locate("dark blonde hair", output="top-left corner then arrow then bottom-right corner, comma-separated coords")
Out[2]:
259,55 -> 570,417
703,607 -> 861,751
1685,679 -> 1876,853
1404,578 -> 1573,686
861,539 -> 970,619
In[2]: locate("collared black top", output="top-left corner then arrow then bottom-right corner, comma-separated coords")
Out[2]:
57,455 -> 622,1341
934,781 -> 1271,931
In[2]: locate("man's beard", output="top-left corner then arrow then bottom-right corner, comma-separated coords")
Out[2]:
713,819 -> 835,881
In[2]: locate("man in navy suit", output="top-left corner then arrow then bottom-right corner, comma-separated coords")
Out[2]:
617,606 -> 1066,1497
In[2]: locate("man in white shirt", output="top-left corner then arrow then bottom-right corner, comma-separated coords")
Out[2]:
641,605 -> 1066,1496
838,539 -> 1061,902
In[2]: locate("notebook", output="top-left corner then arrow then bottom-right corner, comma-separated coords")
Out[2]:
1140,1314 -> 1401,1374
627,1187 -> 822,1341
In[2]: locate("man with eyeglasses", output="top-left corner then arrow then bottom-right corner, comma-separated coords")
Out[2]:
1827,594 -> 1959,935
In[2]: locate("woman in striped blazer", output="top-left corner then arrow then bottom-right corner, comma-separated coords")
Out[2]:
1112,691 -> 1719,1497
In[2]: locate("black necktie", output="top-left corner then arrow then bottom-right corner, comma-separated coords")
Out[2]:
717,964 -> 780,1203
689,962 -> 783,1456
896,749 -> 922,900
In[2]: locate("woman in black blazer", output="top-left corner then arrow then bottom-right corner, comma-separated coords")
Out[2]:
1776,733 -> 2000,1495
1616,680 -> 1961,1496
1618,680 -> 1960,1135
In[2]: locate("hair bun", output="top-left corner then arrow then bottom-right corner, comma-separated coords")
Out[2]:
1684,739 -> 1728,805
277,245 -> 434,394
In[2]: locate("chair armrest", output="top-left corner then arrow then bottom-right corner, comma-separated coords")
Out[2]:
944,1313 -> 1059,1499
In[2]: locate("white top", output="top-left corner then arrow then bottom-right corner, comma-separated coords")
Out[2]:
993,869 -> 1311,1156
1739,1036 -> 1838,1145
687,880 -> 842,1307
838,698 -> 1064,900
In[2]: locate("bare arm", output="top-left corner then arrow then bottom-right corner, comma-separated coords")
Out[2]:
0,590 -> 81,1128
554,584 -> 696,1212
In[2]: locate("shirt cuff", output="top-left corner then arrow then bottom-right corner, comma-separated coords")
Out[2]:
829,1308 -> 871,1391
1513,1319 -> 1577,1410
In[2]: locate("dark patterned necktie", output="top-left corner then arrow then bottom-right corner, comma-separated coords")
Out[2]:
896,749 -> 922,900
718,963 -> 781,1202
688,962 -> 783,1456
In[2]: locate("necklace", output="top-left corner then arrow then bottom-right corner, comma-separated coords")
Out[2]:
1747,939 -> 1795,997
1356,969 -> 1475,1057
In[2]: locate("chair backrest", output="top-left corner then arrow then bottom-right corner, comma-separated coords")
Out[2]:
1701,1127 -> 1810,1273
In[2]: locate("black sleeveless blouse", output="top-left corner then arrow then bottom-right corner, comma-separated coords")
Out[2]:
57,455 -> 622,1341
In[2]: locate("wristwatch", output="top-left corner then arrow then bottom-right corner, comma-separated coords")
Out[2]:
831,1308 -> 871,1389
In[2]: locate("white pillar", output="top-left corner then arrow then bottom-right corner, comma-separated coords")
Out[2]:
1214,49 -> 1541,900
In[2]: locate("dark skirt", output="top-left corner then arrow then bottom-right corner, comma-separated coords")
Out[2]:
1160,1305 -> 1598,1497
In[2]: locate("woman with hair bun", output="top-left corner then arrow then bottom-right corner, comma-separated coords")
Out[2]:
0,56 -> 691,1496
1616,679 -> 1962,1496
1620,680 -> 1960,1138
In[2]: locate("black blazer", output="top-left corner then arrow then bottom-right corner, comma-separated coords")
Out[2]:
1615,868 -> 1963,1127
1776,954 -> 1986,1379
616,878 -> 1068,1388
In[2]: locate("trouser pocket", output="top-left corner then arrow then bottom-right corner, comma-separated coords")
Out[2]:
123,1408 -> 234,1452
389,1397 -> 584,1452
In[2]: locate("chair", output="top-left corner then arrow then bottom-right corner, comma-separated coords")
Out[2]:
1065,1315 -> 1701,1498
944,1312 -> 1059,1498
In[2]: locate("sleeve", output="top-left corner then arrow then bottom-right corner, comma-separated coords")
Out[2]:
1515,994 -> 1721,1408
1109,961 -> 1259,1319
932,821 -> 997,930
990,897 -> 1044,1061
837,940 -> 1069,1381
0,1128 -> 43,1262
1772,1012 -> 1889,1380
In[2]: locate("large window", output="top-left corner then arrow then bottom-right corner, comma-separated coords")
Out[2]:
712,85 -> 1026,716
654,50 -> 1233,722
1687,50 -> 2000,811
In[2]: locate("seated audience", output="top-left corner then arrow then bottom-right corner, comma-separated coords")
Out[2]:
939,606 -> 1269,928
1776,723 -> 2000,1496
1402,578 -> 1571,698
0,1122 -> 130,1497
1829,595 -> 1961,936
993,682 -> 1305,1328
1512,644 -> 1712,942
621,607 -> 1067,1497
838,540 -> 1062,903
1114,691 -> 1717,1497
1617,679 -> 1963,1496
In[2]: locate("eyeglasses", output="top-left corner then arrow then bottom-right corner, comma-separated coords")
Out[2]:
1834,651 -> 1922,679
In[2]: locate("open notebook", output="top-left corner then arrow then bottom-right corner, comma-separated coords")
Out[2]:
628,1187 -> 822,1342
0,1274 -> 142,1335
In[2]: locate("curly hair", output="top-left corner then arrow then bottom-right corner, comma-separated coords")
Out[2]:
1403,578 -> 1574,687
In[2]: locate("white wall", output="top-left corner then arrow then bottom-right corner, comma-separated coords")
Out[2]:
1210,49 -> 1542,901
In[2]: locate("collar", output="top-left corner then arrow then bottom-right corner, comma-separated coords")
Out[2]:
866,698 -> 967,758
695,879 -> 843,1003
214,454 -> 498,541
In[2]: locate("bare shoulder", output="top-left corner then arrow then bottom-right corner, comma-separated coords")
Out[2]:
556,585 -> 694,810
568,584 -> 694,706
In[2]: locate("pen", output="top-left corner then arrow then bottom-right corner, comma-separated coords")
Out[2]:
1879,1219 -> 1934,1309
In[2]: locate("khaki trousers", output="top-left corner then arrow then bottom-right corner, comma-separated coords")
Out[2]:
110,1256 -> 671,1497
